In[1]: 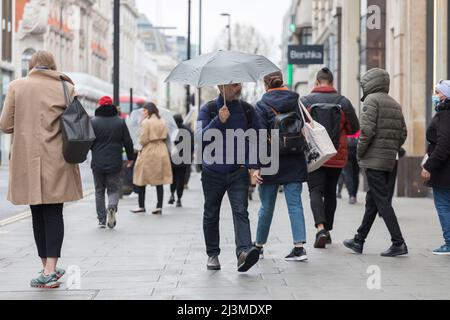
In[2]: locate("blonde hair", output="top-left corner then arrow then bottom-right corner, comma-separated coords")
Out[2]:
29,51 -> 57,71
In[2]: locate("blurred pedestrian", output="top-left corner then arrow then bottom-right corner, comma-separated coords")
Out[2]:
0,51 -> 83,289
169,114 -> 194,208
254,71 -> 309,262
131,103 -> 173,215
301,67 -> 359,249
337,131 -> 361,204
91,96 -> 134,229
344,68 -> 408,257
422,80 -> 450,256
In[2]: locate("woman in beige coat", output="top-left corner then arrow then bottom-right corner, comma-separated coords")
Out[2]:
132,103 -> 173,215
0,51 -> 83,289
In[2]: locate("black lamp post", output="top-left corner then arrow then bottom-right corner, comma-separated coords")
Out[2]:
113,0 -> 120,107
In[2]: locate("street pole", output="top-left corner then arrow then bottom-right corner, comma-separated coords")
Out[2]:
227,15 -> 231,51
198,0 -> 202,110
186,0 -> 192,114
221,13 -> 231,50
59,1 -> 64,70
113,0 -> 120,107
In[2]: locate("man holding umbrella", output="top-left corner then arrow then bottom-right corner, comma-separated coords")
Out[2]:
198,83 -> 261,272
165,50 -> 280,272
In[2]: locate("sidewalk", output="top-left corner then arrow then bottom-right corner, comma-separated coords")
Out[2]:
0,172 -> 449,300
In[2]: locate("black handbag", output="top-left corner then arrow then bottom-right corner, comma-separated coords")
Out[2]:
60,77 -> 96,164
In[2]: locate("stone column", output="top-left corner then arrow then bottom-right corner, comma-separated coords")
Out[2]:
386,0 -> 428,197
340,0 -> 361,108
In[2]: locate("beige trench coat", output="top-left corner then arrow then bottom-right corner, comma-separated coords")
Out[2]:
0,69 -> 83,205
133,115 -> 173,187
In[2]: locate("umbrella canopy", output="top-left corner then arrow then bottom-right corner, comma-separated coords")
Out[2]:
165,51 -> 280,87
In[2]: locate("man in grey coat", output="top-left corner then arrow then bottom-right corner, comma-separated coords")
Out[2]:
344,68 -> 408,257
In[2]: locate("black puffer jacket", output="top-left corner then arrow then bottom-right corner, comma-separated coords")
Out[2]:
91,105 -> 134,174
424,99 -> 450,189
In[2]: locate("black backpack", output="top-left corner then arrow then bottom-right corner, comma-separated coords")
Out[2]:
269,105 -> 306,155
309,97 -> 343,150
60,78 -> 96,164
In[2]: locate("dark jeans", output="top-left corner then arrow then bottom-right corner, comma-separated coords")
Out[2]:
355,164 -> 405,246
171,166 -> 188,200
338,151 -> 360,197
308,167 -> 342,231
93,171 -> 122,223
136,185 -> 164,209
201,167 -> 253,258
30,204 -> 64,259
433,188 -> 450,245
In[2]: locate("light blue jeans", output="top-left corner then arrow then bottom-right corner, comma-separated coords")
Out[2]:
256,183 -> 307,245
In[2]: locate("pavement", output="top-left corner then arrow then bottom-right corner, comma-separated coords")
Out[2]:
0,171 -> 449,300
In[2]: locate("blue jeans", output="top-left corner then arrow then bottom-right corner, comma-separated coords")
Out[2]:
433,188 -> 450,245
256,183 -> 307,245
201,167 -> 253,258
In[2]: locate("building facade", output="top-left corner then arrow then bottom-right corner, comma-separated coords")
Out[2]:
0,0 -> 15,165
285,0 -> 450,197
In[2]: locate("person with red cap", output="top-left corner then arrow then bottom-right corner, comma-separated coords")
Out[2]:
91,96 -> 134,229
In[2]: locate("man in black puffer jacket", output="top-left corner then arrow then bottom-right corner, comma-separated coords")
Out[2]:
91,96 -> 134,229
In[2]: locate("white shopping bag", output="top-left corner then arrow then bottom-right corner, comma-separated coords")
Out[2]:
299,99 -> 337,173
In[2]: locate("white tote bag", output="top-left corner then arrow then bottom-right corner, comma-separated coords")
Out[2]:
299,99 -> 337,173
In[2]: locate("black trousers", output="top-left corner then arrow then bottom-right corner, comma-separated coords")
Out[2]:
355,164 -> 405,246
30,204 -> 64,259
136,185 -> 164,209
308,167 -> 342,231
338,151 -> 360,197
171,166 -> 188,200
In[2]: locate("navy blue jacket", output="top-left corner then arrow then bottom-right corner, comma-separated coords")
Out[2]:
198,95 -> 260,174
256,89 -> 308,185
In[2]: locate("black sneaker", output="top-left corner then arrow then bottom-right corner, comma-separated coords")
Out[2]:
168,195 -> 175,205
107,208 -> 117,229
254,243 -> 264,259
285,247 -> 308,262
314,230 -> 328,249
207,256 -> 221,271
381,243 -> 408,257
98,221 -> 106,229
343,239 -> 364,254
176,200 -> 182,208
237,248 -> 259,272
326,231 -> 332,245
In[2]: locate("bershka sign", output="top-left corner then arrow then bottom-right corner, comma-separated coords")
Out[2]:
288,45 -> 324,65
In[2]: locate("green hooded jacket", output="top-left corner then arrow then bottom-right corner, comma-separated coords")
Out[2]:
358,68 -> 408,172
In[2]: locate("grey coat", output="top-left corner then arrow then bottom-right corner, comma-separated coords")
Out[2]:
358,68 -> 408,172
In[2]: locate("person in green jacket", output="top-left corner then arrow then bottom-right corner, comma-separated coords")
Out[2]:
344,68 -> 408,257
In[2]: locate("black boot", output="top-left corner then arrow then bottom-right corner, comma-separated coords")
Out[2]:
343,239 -> 364,254
168,194 -> 175,205
381,243 -> 408,257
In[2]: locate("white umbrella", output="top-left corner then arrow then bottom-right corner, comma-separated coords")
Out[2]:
127,106 -> 178,152
165,50 -> 280,88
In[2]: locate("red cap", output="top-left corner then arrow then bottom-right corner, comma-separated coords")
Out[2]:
98,96 -> 113,107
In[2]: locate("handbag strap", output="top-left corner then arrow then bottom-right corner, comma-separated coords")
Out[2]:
298,98 -> 314,125
60,76 -> 72,107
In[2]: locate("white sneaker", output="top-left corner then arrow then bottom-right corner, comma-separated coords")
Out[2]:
127,192 -> 139,199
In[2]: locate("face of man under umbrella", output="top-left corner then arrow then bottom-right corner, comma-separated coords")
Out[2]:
218,83 -> 243,102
